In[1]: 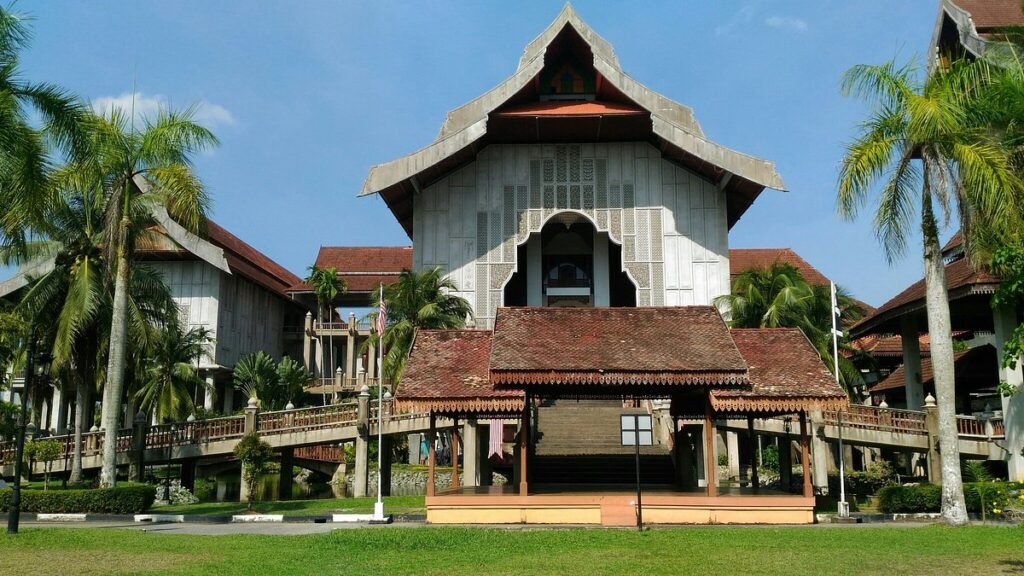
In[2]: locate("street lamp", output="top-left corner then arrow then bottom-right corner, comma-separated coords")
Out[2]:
7,327 -> 51,535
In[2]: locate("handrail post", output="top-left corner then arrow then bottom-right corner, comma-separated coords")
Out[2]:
923,394 -> 941,483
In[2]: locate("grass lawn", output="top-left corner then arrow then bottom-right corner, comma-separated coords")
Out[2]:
155,495 -> 425,516
0,525 -> 1021,575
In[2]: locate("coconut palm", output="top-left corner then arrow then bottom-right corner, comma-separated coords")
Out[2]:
7,187 -> 177,481
62,105 -> 217,488
135,324 -> 211,423
717,262 -> 866,391
0,3 -> 90,254
837,58 -> 1022,525
368,267 -> 472,384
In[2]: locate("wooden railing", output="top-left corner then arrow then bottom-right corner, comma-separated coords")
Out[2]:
144,415 -> 246,450
294,444 -> 346,463
822,405 -> 928,435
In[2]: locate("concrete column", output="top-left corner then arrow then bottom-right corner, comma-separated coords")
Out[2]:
810,409 -> 829,494
334,368 -> 343,401
346,314 -> 357,389
302,311 -> 313,371
243,398 -> 258,434
527,235 -> 542,306
367,339 -> 377,381
130,411 -> 148,483
408,433 -> 422,465
593,231 -> 610,307
900,316 -> 925,410
180,459 -> 196,492
725,430 -> 741,480
50,385 -> 65,433
278,448 -> 294,500
203,376 -> 216,411
222,384 -> 234,415
353,385 -> 370,498
995,303 -> 1024,480
924,394 -> 942,483
462,419 -> 480,487
380,435 -> 392,497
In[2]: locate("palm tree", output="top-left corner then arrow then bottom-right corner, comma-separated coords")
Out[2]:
716,262 -> 866,391
233,351 -> 279,410
7,187 -> 177,481
837,58 -> 1022,525
276,357 -> 312,409
63,105 -> 217,488
0,3 -> 90,254
368,267 -> 472,384
135,324 -> 211,423
305,265 -> 345,403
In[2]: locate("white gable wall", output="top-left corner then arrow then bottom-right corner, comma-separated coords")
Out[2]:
412,142 -> 730,327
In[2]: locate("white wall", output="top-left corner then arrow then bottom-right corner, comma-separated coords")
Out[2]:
412,142 -> 730,327
148,260 -> 220,368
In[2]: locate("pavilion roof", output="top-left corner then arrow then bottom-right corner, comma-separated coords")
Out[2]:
870,346 -> 990,393
850,254 -> 1000,338
395,330 -> 524,414
359,4 -> 784,237
489,307 -> 748,388
950,0 -> 1024,31
710,328 -> 847,414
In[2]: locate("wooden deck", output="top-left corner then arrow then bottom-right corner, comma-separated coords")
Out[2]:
426,485 -> 815,526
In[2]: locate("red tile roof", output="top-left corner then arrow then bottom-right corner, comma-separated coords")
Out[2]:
396,330 -> 523,414
952,0 -> 1024,30
206,221 -> 302,297
489,307 -> 748,387
712,328 -> 847,413
871,349 -> 973,392
851,334 -> 931,359
729,248 -> 831,286
288,246 -> 412,293
851,255 -> 1000,337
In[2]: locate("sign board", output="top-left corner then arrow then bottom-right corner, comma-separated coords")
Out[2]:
621,414 -> 653,446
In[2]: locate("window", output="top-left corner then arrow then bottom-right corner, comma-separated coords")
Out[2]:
543,255 -> 592,289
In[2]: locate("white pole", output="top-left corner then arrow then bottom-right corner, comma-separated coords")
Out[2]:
832,281 -> 848,517
374,283 -> 385,519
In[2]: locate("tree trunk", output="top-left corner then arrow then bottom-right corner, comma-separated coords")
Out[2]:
69,379 -> 87,483
99,251 -> 131,488
921,206 -> 968,525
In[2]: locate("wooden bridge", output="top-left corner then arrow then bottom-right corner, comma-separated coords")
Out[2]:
0,396 -> 435,488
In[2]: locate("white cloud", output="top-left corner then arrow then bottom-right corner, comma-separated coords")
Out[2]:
91,91 -> 236,128
715,3 -> 759,37
765,16 -> 808,32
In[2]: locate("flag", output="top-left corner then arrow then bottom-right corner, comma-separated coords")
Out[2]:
377,285 -> 387,336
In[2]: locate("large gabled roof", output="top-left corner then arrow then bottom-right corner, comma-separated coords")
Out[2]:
360,4 -> 785,237
932,0 -> 1024,59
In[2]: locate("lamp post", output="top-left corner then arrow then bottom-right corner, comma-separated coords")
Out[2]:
7,326 -> 42,535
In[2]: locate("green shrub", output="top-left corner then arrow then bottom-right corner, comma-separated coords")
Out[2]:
193,478 -> 215,501
0,484 -> 156,514
878,482 -> 1013,514
829,461 -> 897,496
760,444 -> 779,472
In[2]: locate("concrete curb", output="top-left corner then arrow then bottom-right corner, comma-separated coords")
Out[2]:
232,514 -> 284,523
35,513 -> 87,522
24,512 -> 425,524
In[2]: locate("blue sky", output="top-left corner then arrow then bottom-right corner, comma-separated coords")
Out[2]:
23,1 -> 944,306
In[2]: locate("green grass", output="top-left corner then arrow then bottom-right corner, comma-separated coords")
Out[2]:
155,495 -> 425,516
0,525 -> 1021,575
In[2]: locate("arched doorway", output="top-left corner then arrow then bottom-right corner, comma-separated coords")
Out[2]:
504,212 -> 636,307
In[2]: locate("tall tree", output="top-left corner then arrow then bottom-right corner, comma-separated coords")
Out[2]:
369,267 -> 472,383
62,105 -> 217,487
135,324 -> 211,423
0,3 -> 89,254
716,262 -> 866,391
837,58 -> 1021,525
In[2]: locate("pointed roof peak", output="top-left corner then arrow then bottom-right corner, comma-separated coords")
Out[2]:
517,3 -> 619,72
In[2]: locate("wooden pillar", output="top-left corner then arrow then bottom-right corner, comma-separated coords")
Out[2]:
519,399 -> 530,496
799,411 -> 812,498
427,413 -> 436,497
704,394 -> 716,497
450,417 -> 460,490
747,415 -> 759,489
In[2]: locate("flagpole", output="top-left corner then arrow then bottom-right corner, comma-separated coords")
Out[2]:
832,281 -> 849,518
374,282 -> 387,521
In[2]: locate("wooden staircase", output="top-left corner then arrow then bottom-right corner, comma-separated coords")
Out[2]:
532,398 -> 674,485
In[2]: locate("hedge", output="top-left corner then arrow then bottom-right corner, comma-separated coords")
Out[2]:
878,482 -> 1022,514
827,462 -> 897,497
0,483 -> 156,514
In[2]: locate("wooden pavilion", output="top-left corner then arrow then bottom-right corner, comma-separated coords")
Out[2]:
396,307 -> 846,525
